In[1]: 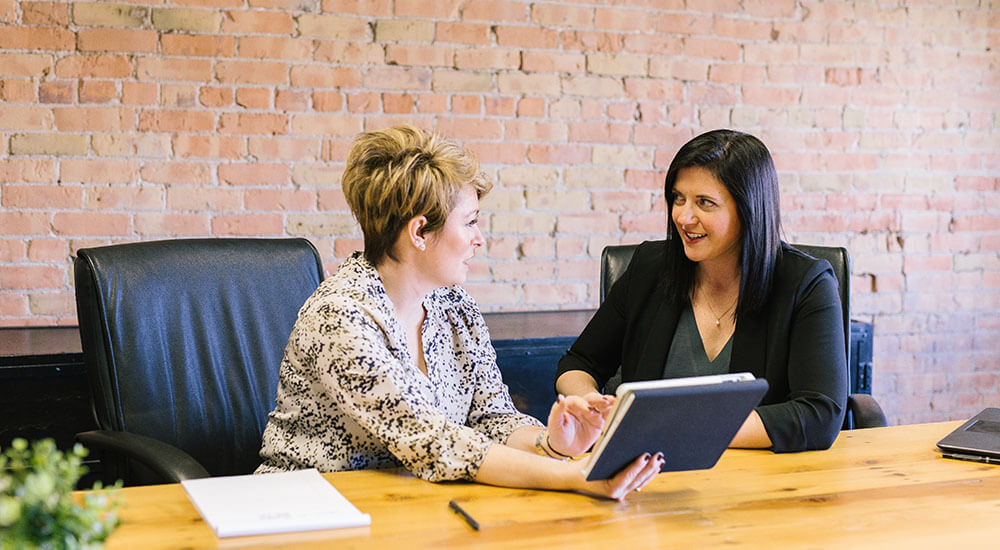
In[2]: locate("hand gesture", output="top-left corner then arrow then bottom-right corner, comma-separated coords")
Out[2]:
546,392 -> 615,457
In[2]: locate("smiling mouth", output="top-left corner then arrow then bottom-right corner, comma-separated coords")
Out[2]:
684,231 -> 707,240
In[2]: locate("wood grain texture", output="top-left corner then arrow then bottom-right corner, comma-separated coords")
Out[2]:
92,421 -> 1000,549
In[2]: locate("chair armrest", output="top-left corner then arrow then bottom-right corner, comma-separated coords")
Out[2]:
848,394 -> 888,429
76,430 -> 211,483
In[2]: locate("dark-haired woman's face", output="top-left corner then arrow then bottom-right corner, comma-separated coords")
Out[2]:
670,167 -> 742,268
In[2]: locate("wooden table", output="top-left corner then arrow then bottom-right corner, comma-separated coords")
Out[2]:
93,421 -> 999,549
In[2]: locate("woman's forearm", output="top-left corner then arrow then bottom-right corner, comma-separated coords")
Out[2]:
555,370 -> 601,397
728,410 -> 772,448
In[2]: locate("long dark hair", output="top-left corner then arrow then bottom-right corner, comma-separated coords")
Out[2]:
662,129 -> 782,319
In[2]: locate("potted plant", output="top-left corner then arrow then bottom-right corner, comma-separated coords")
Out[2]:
0,438 -> 121,549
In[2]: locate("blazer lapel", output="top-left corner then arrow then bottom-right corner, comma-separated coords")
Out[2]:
730,309 -> 767,379
631,298 -> 681,381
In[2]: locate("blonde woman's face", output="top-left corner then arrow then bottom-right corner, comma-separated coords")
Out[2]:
422,186 -> 485,287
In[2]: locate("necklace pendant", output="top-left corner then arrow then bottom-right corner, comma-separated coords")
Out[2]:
715,318 -> 720,327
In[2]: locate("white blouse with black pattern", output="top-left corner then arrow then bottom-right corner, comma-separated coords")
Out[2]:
256,252 -> 542,481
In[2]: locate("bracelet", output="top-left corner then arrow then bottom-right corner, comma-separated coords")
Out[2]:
545,433 -> 574,459
534,430 -> 570,461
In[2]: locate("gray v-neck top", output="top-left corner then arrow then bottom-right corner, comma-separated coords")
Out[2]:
662,303 -> 733,378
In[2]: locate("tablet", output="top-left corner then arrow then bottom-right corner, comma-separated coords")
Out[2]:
583,373 -> 769,481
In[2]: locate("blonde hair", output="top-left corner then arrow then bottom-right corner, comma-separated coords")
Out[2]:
341,125 -> 491,266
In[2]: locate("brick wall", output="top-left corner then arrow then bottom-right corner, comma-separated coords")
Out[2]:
0,0 -> 997,425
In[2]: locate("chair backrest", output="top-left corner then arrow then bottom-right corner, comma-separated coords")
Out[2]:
74,238 -> 323,480
600,241 -> 851,362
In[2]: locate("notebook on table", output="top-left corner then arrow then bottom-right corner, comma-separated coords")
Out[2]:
583,372 -> 769,481
936,407 -> 1000,465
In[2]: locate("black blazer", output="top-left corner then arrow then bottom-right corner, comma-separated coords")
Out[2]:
556,240 -> 848,452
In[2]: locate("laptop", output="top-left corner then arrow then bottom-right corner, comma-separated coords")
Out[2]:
936,407 -> 1000,465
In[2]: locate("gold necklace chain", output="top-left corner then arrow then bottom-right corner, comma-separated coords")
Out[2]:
703,294 -> 737,328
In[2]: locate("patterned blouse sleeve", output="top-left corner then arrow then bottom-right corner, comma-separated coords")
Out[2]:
298,298 -> 494,482
454,297 -> 545,440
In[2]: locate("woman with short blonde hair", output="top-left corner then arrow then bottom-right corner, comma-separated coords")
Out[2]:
258,125 -> 662,500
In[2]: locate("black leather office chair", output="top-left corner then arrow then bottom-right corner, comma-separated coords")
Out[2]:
600,241 -> 887,430
73,238 -> 324,485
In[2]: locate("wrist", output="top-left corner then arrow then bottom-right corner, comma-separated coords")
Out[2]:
534,429 -> 571,461
545,433 -> 574,459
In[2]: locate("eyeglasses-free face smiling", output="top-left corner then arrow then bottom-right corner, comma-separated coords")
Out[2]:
670,166 -> 743,268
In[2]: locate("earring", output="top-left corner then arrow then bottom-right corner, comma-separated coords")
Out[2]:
417,242 -> 425,251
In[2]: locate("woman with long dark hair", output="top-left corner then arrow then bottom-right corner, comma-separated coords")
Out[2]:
556,129 -> 848,453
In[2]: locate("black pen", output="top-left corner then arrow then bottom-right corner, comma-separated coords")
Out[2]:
942,451 -> 1000,465
448,499 -> 480,531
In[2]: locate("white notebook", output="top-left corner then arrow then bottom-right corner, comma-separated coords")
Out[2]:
181,468 -> 371,538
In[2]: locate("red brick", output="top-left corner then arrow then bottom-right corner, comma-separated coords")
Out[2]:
3,185 -> 80,209
235,87 -> 271,109
416,93 -> 448,113
23,2 -> 69,25
212,213 -> 284,235
527,144 -> 590,165
362,67 -> 432,90
656,13 -> 713,35
531,3 -> 593,27
86,185 -> 164,210
321,0 -> 392,16
516,97 -> 545,117
135,213 -> 211,236
395,0 -> 460,17
435,22 -> 491,45
452,95 -> 482,115
53,212 -> 130,236
199,86 -> 233,108
0,53 -> 52,77
383,93 -> 416,114
140,161 -> 212,186
276,89 -> 309,111
314,41 -> 384,65
1,79 -> 35,102
557,212 -> 620,234
61,159 -> 138,184
495,25 -> 558,49
1,266 -> 64,290
218,113 -> 289,135
623,34 -> 682,56
122,82 -> 157,105
485,96 -> 515,116
568,122 -> 631,144
245,188 -> 317,211
291,66 -> 361,88
505,120 -> 567,141
432,117 -> 502,140
166,187 -> 241,212
522,51 -> 584,73
219,163 -> 290,186
77,28 -> 157,53
385,44 -> 454,67
462,0 -> 527,22
523,283 -> 588,305
53,107 -> 136,132
161,34 -> 235,57
238,36 -> 312,60
0,25 -> 74,50
138,109 -> 215,133
248,137 -> 320,161
216,60 -> 288,85
222,10 -> 295,34
39,80 -> 75,104
79,80 -> 116,104
595,7 -> 653,32
25,238 -> 66,262
1,159 -> 56,183
560,30 -> 622,53
161,83 -> 202,109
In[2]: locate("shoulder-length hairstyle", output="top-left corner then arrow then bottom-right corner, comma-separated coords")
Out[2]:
662,129 -> 782,319
341,125 -> 490,267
